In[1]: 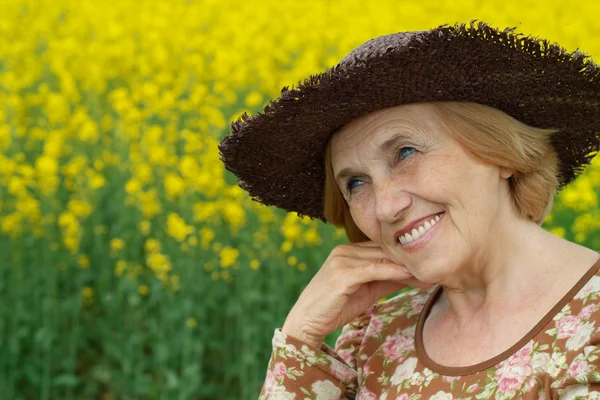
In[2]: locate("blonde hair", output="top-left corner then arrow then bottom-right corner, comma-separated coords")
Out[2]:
323,102 -> 559,242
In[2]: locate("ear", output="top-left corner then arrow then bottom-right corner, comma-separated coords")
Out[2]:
499,167 -> 513,180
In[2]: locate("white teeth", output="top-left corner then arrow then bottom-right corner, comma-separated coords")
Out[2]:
398,213 -> 443,245
411,228 -> 419,239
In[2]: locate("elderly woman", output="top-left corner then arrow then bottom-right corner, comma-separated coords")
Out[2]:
219,22 -> 600,399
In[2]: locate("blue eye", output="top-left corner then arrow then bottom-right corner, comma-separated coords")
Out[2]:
398,146 -> 416,160
346,178 -> 363,194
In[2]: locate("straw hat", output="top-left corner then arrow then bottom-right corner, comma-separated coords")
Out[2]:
218,20 -> 600,221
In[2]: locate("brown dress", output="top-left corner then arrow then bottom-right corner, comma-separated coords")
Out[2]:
259,257 -> 600,399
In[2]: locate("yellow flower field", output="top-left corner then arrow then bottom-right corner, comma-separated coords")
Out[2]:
0,0 -> 598,398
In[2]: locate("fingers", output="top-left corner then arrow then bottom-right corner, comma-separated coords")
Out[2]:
352,240 -> 380,247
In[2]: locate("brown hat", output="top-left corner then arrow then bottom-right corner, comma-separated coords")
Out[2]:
218,20 -> 600,222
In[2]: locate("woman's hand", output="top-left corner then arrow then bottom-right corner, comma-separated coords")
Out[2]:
281,241 -> 433,348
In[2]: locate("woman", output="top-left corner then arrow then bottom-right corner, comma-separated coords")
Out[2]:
219,21 -> 600,399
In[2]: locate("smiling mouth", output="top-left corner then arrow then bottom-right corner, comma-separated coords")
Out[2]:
398,212 -> 444,245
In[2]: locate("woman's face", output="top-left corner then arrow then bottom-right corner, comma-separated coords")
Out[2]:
329,103 -> 514,283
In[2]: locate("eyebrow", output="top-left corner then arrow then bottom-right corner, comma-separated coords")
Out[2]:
334,133 -> 413,184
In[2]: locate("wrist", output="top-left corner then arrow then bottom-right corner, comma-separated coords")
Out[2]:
281,323 -> 325,349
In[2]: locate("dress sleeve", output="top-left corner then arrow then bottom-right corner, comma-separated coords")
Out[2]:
258,304 -> 377,400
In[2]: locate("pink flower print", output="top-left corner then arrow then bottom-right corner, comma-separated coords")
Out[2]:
467,383 -> 479,393
331,359 -> 357,383
365,304 -> 377,317
514,342 -> 533,359
567,321 -> 595,350
395,395 -> 409,400
382,306 -> 397,314
567,360 -> 591,380
575,277 -> 600,300
411,295 -> 428,313
442,375 -> 460,383
363,364 -> 371,376
357,387 -> 377,400
367,315 -> 384,336
556,315 -> 583,339
273,362 -> 287,379
495,351 -> 533,393
382,333 -> 414,362
264,370 -> 277,395
579,304 -> 596,320
337,328 -> 364,344
339,349 -> 356,368
525,376 -> 537,391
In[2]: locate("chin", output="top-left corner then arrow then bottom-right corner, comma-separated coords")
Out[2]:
403,248 -> 460,285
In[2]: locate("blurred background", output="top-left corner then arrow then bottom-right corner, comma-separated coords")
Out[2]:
0,0 -> 598,398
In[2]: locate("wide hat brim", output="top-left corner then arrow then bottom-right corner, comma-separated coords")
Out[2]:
218,20 -> 600,222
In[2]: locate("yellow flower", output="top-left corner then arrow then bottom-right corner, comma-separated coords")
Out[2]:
186,317 -> 197,327
298,262 -> 307,272
549,227 -> 566,238
219,246 -> 239,268
114,260 -> 127,276
16,196 -> 41,222
139,220 -> 151,236
87,169 -> 106,189
79,119 -> 98,142
222,201 -> 246,230
35,155 -> 59,176
125,179 -> 142,194
145,238 -> 161,253
63,235 -> 80,253
303,228 -> 322,246
280,240 -> 293,253
111,238 -> 125,252
68,199 -> 93,218
139,189 -> 161,218
250,259 -> 261,270
167,212 -> 193,242
244,91 -> 263,107
1,213 -> 22,235
287,256 -> 298,266
281,220 -> 302,240
220,270 -> 232,283
164,172 -> 185,199
194,201 -> 219,222
0,124 -> 11,150
147,252 -> 172,273
81,286 -> 94,301
138,285 -> 149,296
78,255 -> 90,269
8,177 -> 26,195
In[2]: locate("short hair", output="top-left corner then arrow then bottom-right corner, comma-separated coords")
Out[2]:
323,102 -> 560,242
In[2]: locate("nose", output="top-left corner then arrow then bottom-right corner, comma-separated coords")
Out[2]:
373,178 -> 412,224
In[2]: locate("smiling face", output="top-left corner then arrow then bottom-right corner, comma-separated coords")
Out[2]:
329,102 -> 516,283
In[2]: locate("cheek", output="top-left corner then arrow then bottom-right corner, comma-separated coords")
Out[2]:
349,202 -> 380,241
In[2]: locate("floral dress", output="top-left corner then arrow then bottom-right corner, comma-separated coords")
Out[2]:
259,256 -> 600,399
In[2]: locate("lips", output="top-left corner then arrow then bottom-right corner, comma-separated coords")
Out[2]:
393,212 -> 445,244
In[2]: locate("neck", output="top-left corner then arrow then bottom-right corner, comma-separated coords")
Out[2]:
435,220 -> 596,327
